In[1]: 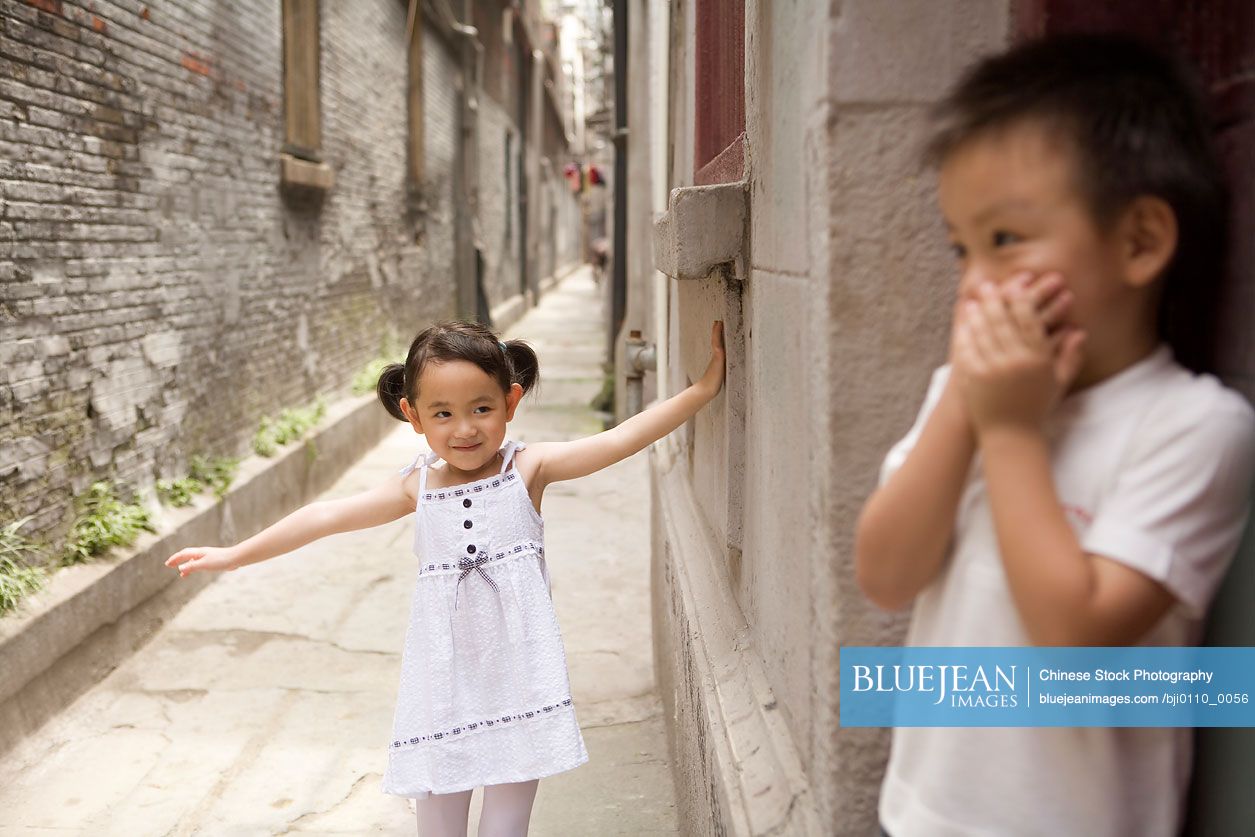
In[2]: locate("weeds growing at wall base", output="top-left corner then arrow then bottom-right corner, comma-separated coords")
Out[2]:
352,354 -> 403,396
62,481 -> 155,567
253,398 -> 328,457
154,476 -> 202,507
155,454 -> 240,506
0,517 -> 48,616
190,454 -> 239,498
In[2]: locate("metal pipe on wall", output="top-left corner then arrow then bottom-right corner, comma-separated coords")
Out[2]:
610,0 -> 628,366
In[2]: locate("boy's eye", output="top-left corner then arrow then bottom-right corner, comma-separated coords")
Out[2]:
992,230 -> 1021,247
949,242 -> 967,260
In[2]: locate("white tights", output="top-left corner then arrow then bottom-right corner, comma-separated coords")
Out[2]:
414,779 -> 541,837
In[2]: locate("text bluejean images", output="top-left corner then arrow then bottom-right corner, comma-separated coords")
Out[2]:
839,647 -> 1255,727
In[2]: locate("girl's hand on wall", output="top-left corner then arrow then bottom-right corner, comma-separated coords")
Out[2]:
165,545 -> 242,577
698,320 -> 726,400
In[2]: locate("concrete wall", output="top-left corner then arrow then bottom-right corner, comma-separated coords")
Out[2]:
472,0 -> 579,322
614,0 -> 660,421
536,159 -> 581,283
0,0 -> 457,555
816,1 -> 1011,826
648,1 -> 1011,833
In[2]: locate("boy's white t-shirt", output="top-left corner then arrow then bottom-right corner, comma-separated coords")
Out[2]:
876,345 -> 1255,837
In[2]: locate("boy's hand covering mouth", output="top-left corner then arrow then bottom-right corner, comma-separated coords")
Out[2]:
952,275 -> 1088,432
1010,272 -> 1073,337
948,271 -> 1072,368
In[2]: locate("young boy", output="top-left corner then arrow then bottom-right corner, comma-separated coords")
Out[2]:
854,34 -> 1255,837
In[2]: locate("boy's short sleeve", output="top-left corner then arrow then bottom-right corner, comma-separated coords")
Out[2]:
878,365 -> 951,488
1081,389 -> 1255,619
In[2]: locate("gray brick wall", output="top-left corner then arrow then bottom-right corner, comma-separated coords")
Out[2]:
419,24 -> 458,300
0,0 -> 458,554
478,98 -> 523,310
538,164 -> 580,282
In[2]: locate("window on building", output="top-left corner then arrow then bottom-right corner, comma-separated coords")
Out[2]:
282,0 -> 321,161
505,130 -> 514,241
280,0 -> 333,192
406,0 -> 424,188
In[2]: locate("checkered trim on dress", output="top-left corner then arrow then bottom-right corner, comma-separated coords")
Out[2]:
422,470 -> 519,502
390,697 -> 576,749
420,540 -> 545,575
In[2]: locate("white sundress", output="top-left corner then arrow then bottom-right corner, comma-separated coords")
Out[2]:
381,438 -> 589,798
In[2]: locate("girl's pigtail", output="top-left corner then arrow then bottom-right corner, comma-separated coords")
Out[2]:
376,363 -> 410,422
502,340 -> 541,397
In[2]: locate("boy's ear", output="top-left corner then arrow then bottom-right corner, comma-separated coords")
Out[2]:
399,397 -> 424,433
1118,195 -> 1178,289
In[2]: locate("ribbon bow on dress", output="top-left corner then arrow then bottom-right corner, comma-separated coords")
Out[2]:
453,552 -> 501,612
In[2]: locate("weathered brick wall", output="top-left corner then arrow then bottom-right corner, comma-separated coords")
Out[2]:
538,164 -> 580,282
479,97 -> 524,309
0,0 -> 457,555
420,27 -> 458,301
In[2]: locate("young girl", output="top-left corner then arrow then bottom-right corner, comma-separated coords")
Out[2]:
165,318 -> 726,836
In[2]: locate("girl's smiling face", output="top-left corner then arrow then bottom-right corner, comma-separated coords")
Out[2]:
402,360 -> 523,474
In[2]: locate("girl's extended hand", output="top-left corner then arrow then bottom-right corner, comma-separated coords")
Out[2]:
699,320 -> 726,399
165,545 -> 243,577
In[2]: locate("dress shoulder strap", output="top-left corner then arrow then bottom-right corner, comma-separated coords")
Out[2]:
399,453 -> 423,477
400,450 -> 442,505
399,449 -> 442,476
499,439 -> 526,474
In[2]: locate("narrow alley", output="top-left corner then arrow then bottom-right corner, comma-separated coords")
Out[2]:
4,2 -> 1255,835
0,268 -> 678,835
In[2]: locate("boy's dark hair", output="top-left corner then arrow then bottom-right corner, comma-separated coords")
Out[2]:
376,320 -> 540,423
925,33 -> 1229,371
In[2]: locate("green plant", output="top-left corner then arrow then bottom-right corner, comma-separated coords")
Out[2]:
352,355 -> 403,395
187,454 -> 239,498
62,481 -> 155,566
0,516 -> 48,616
590,365 -> 615,414
252,398 -> 328,457
155,476 -> 203,507
253,419 -> 279,457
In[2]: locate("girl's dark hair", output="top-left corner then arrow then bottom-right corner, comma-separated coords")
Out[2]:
924,33 -> 1229,372
376,320 -> 541,422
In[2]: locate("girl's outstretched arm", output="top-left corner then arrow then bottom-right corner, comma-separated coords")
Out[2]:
534,321 -> 726,485
164,472 -> 416,576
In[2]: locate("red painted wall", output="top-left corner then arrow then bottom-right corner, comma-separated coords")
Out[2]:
694,0 -> 744,185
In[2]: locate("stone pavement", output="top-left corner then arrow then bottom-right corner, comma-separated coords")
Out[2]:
0,266 -> 680,835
